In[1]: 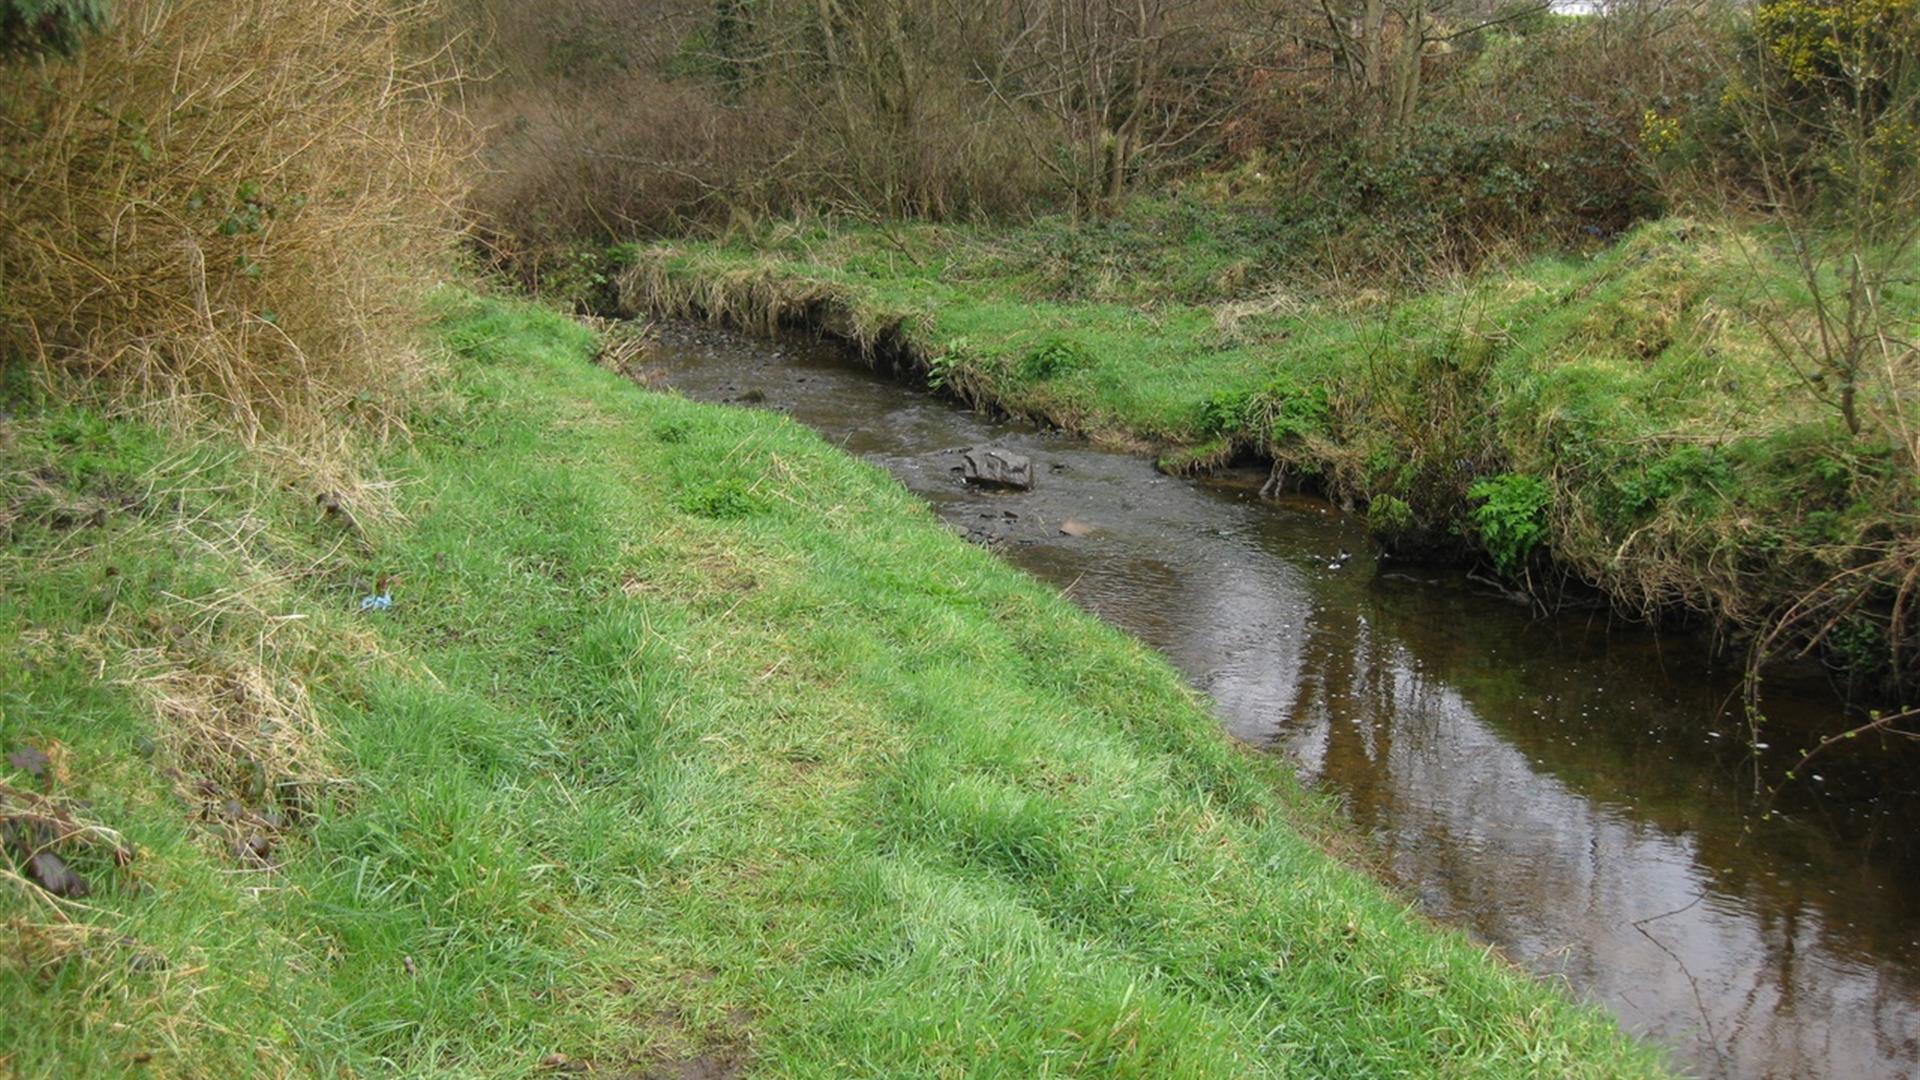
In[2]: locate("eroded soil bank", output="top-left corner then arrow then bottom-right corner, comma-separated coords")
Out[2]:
642,318 -> 1920,1080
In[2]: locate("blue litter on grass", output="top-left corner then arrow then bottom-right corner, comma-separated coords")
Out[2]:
359,592 -> 393,612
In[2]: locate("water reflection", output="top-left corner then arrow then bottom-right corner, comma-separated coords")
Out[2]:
648,321 -> 1920,1079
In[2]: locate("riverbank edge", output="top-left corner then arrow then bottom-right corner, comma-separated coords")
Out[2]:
615,230 -> 1912,700
0,289 -> 1670,1075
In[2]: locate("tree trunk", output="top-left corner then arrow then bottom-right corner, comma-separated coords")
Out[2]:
1362,0 -> 1385,94
1389,0 -> 1425,140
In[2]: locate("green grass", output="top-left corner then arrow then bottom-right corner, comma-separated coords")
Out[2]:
1,292 -> 1667,1076
624,211 -> 1920,688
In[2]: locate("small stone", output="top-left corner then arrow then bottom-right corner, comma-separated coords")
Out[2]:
960,447 -> 1033,490
1058,519 -> 1092,537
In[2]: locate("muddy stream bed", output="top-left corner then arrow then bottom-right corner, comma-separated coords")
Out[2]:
645,320 -> 1920,1078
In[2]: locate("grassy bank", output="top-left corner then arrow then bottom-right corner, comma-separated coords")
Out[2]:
621,208 -> 1920,692
0,292 -> 1665,1075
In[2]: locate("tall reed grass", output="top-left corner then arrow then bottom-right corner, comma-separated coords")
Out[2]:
0,0 -> 470,435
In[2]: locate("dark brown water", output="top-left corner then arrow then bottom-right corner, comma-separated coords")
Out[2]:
646,320 -> 1920,1079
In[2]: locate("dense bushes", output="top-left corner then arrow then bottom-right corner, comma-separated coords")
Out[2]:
461,0 -> 1056,281
459,2 -> 1743,285
454,1 -> 1902,294
1235,9 -> 1728,277
1647,0 -> 1918,210
0,0 -> 469,429
1745,0 -> 1919,196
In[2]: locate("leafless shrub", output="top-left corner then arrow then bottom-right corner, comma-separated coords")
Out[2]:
1711,0 -> 1920,698
470,73 -> 792,254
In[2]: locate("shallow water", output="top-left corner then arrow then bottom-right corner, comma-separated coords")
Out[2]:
646,320 -> 1920,1079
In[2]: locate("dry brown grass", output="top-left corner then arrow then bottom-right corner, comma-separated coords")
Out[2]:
619,251 -> 916,353
5,434 -> 393,859
104,482 -> 387,834
0,0 -> 472,436
577,313 -> 654,377
1212,284 -> 1313,344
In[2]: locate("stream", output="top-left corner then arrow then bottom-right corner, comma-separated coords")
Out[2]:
646,319 -> 1920,1079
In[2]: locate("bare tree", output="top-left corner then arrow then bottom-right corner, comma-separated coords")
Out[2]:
1729,0 -> 1920,440
1299,0 -> 1555,143
1726,0 -> 1920,697
974,0 -> 1254,213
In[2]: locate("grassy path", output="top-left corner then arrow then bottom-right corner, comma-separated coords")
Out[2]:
1,293 -> 1666,1076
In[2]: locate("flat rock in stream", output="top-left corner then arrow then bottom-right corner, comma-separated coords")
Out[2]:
960,448 -> 1033,491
